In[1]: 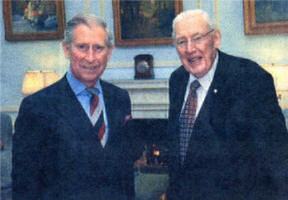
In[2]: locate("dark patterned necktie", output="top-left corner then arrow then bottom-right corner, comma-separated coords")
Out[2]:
179,80 -> 200,164
87,88 -> 106,140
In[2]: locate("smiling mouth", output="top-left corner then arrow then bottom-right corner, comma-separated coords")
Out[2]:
187,57 -> 202,63
81,65 -> 98,70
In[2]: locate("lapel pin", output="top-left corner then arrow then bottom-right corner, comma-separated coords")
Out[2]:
213,89 -> 218,94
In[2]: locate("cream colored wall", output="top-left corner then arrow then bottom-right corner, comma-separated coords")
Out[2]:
262,64 -> 288,109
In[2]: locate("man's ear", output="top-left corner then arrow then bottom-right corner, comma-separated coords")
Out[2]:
213,29 -> 221,49
62,41 -> 70,59
106,44 -> 114,60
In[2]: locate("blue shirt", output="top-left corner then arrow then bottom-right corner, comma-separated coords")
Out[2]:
66,70 -> 109,146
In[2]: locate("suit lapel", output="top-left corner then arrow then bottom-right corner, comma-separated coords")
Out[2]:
174,67 -> 190,122
53,77 -> 95,137
100,80 -> 117,147
194,51 -> 228,127
194,50 -> 231,132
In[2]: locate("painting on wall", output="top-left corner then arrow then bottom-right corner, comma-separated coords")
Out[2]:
3,0 -> 65,41
244,0 -> 288,34
112,0 -> 183,46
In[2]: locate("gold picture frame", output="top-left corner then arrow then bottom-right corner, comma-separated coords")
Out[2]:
3,0 -> 65,41
112,0 -> 183,46
243,0 -> 288,35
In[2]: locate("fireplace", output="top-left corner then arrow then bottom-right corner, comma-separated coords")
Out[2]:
126,119 -> 169,173
110,79 -> 169,172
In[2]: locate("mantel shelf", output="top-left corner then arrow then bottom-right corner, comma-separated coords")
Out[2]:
109,79 -> 169,119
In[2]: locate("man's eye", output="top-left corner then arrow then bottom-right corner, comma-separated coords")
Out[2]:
76,45 -> 88,51
193,36 -> 202,41
178,40 -> 187,45
93,46 -> 104,52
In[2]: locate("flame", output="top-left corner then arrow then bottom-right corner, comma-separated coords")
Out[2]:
154,150 -> 160,156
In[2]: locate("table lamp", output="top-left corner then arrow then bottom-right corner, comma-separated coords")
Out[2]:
22,70 -> 60,95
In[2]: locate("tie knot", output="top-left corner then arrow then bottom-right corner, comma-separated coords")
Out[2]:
87,87 -> 100,96
190,80 -> 200,91
87,87 -> 100,116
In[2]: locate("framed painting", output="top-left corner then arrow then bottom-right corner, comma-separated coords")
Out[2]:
3,0 -> 65,41
243,0 -> 288,35
112,0 -> 183,46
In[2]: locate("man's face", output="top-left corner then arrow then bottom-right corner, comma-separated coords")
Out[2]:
62,24 -> 113,87
174,15 -> 221,78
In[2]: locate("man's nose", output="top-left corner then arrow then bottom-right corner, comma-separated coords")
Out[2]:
185,40 -> 197,53
85,48 -> 96,63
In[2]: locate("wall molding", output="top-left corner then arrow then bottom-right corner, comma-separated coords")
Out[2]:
107,60 -> 181,68
100,0 -> 105,18
197,0 -> 201,8
1,106 -> 19,113
214,0 -> 219,28
84,0 -> 90,13
3,64 -> 287,114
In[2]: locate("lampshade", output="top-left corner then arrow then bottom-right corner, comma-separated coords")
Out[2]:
22,70 -> 60,94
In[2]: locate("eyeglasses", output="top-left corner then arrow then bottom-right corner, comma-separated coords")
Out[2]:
176,29 -> 215,49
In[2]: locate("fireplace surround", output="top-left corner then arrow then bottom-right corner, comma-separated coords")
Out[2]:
110,79 -> 169,119
110,79 -> 170,171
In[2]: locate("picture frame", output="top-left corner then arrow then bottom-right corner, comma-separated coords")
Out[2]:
243,0 -> 288,35
112,0 -> 183,46
3,0 -> 65,41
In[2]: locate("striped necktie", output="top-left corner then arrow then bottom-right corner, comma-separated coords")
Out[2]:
87,88 -> 106,140
179,80 -> 201,164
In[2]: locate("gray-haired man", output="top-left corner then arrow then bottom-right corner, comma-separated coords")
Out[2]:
13,13 -> 137,200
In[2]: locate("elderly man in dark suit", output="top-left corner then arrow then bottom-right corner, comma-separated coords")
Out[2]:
13,13 -> 138,200
166,9 -> 288,200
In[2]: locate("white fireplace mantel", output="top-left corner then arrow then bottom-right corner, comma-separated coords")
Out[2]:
109,79 -> 169,119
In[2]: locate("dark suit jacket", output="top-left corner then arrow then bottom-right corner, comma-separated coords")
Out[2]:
12,76 -> 137,200
167,51 -> 288,200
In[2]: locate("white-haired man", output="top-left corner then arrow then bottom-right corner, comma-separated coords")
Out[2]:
166,9 -> 288,200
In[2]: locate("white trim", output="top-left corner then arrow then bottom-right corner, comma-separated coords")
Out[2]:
84,0 -> 90,12
107,60 -> 181,68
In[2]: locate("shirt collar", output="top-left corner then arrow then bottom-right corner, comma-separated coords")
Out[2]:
66,69 -> 102,96
189,51 -> 219,91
